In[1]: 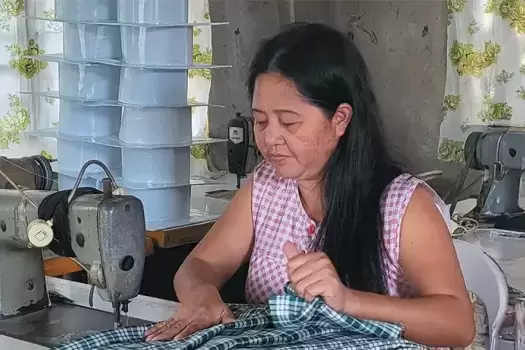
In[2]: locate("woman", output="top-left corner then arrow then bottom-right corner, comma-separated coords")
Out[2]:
145,22 -> 475,347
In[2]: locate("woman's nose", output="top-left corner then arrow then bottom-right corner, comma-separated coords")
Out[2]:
264,124 -> 284,146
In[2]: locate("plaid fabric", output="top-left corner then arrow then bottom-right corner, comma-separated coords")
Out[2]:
53,284 -> 427,350
246,160 -> 449,303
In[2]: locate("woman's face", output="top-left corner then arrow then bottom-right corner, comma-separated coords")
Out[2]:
252,73 -> 352,181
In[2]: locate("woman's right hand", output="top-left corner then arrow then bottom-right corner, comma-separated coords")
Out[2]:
144,301 -> 235,342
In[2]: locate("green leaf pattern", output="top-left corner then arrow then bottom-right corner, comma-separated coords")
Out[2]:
440,0 -> 525,162
0,0 -> 24,32
449,40 -> 501,77
477,93 -> 513,122
438,138 -> 465,164
468,19 -> 480,35
485,0 -> 525,34
191,145 -> 209,160
496,70 -> 514,84
443,94 -> 462,112
0,95 -> 30,149
0,1 -> 45,150
40,150 -> 53,160
190,10 -> 213,82
6,39 -> 49,79
189,1 -> 213,161
43,9 -> 62,32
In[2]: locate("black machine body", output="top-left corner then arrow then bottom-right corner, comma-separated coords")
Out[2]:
227,113 -> 259,188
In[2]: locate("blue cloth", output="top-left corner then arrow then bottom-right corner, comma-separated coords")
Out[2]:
53,284 -> 427,349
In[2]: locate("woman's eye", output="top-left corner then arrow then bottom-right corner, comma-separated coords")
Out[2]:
255,120 -> 267,126
282,122 -> 297,127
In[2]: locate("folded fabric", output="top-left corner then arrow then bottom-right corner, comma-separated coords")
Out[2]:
53,284 -> 427,349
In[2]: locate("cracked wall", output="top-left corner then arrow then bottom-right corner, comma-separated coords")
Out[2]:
208,0 -> 462,194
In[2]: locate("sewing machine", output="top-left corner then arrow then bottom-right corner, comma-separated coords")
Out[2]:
462,129 -> 525,348
465,129 -> 525,231
0,161 -> 148,347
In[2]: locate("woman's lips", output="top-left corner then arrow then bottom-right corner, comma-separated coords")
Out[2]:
269,154 -> 289,163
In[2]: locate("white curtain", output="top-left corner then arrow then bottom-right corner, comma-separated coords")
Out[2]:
438,0 -> 525,163
0,0 -> 211,170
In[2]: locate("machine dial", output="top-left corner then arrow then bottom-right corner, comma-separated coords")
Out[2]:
27,219 -> 54,248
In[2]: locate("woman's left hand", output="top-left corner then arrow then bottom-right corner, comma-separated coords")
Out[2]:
283,241 -> 350,313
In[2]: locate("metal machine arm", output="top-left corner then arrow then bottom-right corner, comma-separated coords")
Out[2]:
0,160 -> 146,329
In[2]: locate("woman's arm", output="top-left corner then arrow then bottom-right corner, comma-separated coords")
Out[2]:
343,187 -> 475,347
174,178 -> 254,305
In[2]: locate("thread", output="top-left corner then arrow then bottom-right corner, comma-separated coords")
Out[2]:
38,187 -> 102,257
0,156 -> 57,186
0,155 -> 54,190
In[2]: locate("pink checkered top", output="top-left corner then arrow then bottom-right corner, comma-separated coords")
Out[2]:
245,160 -> 449,303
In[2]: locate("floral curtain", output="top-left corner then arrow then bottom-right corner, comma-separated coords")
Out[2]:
438,0 -> 525,163
0,0 -> 53,158
0,0 -> 212,168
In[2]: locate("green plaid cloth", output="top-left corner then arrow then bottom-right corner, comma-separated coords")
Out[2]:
53,284 -> 427,349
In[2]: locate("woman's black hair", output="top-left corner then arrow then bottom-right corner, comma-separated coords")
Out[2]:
247,22 -> 402,294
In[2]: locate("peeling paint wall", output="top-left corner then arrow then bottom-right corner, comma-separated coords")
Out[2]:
208,0 -> 464,194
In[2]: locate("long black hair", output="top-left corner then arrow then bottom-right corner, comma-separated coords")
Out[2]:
248,22 -> 402,294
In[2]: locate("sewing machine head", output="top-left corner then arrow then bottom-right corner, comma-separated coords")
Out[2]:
0,182 -> 146,320
68,190 -> 146,303
466,129 -> 525,226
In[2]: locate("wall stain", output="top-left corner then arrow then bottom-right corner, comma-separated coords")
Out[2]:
363,28 -> 378,44
347,13 -> 379,45
422,25 -> 429,37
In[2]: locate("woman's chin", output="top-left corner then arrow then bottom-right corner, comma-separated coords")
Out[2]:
271,161 -> 301,179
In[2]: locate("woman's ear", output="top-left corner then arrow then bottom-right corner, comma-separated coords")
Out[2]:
332,103 -> 352,137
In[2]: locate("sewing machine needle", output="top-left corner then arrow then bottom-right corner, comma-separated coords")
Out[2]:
121,301 -> 129,327
113,302 -> 121,329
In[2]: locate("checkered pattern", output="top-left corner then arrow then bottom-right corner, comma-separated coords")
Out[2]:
246,160 -> 449,303
52,284 -> 427,350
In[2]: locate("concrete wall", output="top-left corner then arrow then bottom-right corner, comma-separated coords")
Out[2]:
208,0 -> 464,195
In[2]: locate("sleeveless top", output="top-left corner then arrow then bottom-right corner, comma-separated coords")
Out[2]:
245,160 -> 450,304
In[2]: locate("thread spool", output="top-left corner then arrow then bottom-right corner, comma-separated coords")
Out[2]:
0,155 -> 54,191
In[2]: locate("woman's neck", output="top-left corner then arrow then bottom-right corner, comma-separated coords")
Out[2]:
297,179 -> 324,223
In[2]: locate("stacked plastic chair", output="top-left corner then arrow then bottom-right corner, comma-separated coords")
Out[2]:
29,0 -> 227,230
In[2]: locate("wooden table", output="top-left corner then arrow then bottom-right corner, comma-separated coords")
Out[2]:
44,220 -> 215,277
146,220 -> 215,248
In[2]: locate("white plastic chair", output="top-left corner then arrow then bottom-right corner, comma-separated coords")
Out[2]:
454,239 -> 509,350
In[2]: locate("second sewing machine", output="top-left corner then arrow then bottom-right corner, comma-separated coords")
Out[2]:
463,128 -> 525,230
0,160 -> 149,348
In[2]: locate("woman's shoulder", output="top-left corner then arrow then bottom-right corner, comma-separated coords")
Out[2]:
382,173 -> 436,201
381,173 -> 416,205
381,172 -> 449,226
